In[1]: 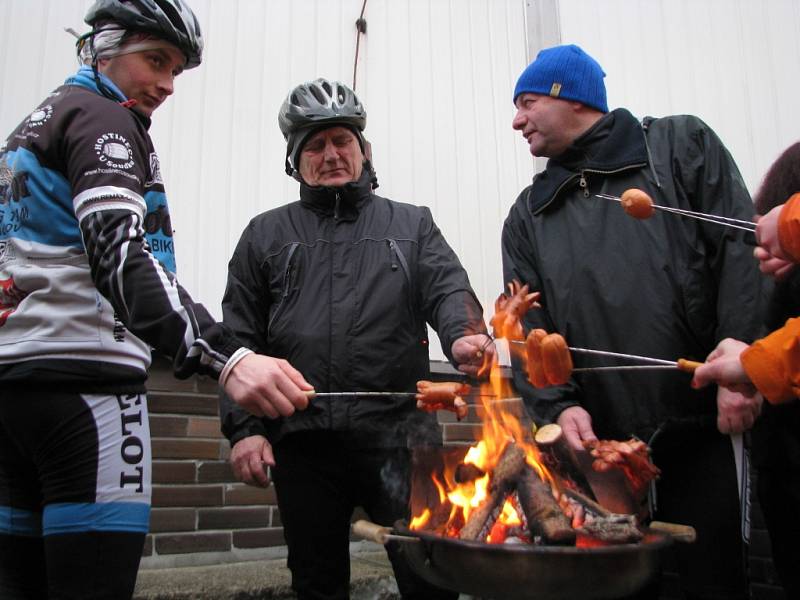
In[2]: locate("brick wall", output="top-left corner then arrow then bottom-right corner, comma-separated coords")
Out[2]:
141,356 -> 787,598
142,356 -> 285,566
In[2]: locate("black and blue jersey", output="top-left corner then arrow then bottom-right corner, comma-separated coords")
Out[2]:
0,66 -> 240,390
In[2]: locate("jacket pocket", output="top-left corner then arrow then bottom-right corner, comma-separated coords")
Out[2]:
267,242 -> 299,338
387,238 -> 416,318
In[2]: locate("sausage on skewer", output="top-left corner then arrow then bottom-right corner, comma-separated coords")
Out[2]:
540,333 -> 573,385
416,380 -> 470,420
491,279 -> 541,341
526,328 -> 549,388
620,188 -> 654,219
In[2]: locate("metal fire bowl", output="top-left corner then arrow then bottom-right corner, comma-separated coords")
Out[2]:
395,520 -> 671,600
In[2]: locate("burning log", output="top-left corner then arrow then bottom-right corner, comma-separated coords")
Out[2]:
534,424 -> 594,498
561,488 -> 644,543
459,443 -> 526,541
455,463 -> 486,484
576,513 -> 643,544
517,467 -> 575,545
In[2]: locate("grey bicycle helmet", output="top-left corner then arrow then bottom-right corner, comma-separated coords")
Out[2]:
279,78 -> 368,177
84,0 -> 203,68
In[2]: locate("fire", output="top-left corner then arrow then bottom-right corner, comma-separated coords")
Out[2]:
410,340 -> 559,540
486,498 -> 523,544
409,509 -> 430,530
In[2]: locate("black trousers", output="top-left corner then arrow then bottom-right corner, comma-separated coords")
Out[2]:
649,425 -> 749,600
0,390 -> 150,599
271,431 -> 457,600
757,467 -> 800,599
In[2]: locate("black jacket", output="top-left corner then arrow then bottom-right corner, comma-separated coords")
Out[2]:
502,109 -> 766,440
220,169 -> 486,447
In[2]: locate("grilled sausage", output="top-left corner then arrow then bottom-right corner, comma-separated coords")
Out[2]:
540,333 -> 573,385
526,328 -> 549,388
491,280 -> 541,341
416,380 -> 470,420
620,188 -> 654,219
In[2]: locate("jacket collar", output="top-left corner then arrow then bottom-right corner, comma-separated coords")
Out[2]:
299,166 -> 373,220
527,108 -> 649,214
65,66 -> 127,101
64,66 -> 151,129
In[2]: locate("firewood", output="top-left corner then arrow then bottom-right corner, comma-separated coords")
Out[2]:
534,423 -> 594,498
562,487 -> 611,518
454,463 -> 486,484
459,443 -> 526,540
517,466 -> 576,545
576,514 -> 643,544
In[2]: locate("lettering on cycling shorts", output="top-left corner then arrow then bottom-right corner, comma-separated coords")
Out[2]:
117,394 -> 145,493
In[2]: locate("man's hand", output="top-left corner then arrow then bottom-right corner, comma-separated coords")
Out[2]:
715,387 -> 762,434
452,334 -> 495,378
230,435 -> 274,487
556,406 -> 598,453
691,338 -> 755,394
224,354 -> 312,419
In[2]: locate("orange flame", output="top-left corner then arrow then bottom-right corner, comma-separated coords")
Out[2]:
411,347 -> 560,539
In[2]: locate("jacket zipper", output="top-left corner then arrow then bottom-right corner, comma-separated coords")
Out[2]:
387,239 -> 415,318
536,162 -> 650,213
267,243 -> 299,337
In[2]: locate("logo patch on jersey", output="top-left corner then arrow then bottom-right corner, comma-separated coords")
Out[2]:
146,152 -> 163,186
94,132 -> 135,170
26,105 -> 53,128
0,273 -> 27,327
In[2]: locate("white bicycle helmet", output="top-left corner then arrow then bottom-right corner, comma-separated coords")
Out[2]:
84,0 -> 203,68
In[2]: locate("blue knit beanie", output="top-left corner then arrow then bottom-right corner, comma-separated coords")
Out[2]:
513,44 -> 608,113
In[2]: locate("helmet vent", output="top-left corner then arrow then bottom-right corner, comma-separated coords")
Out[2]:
310,85 -> 328,105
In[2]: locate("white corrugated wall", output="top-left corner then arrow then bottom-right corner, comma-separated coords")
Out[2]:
535,0 -> 800,194
2,1 -> 799,361
0,0 -> 532,360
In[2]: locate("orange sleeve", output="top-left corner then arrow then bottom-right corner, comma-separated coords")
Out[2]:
741,316 -> 800,404
777,193 -> 800,263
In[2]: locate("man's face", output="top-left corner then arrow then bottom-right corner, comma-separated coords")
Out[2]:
512,93 -> 577,158
298,126 -> 364,187
98,45 -> 186,118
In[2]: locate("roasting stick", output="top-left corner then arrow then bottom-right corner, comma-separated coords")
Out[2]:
509,340 -> 702,373
351,520 -> 419,544
595,193 -> 757,233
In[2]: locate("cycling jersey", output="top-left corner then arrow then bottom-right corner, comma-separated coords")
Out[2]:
0,66 -> 240,390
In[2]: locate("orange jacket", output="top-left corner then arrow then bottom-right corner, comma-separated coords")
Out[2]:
742,318 -> 800,404
777,192 -> 800,263
740,196 -> 800,404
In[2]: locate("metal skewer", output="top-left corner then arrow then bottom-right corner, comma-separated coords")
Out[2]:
304,391 -> 502,399
508,340 -> 701,372
595,193 -> 757,233
305,391 -> 417,399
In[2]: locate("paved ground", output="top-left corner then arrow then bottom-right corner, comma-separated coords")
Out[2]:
133,550 -> 400,600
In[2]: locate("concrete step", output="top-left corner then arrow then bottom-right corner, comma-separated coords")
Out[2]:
133,550 -> 399,600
